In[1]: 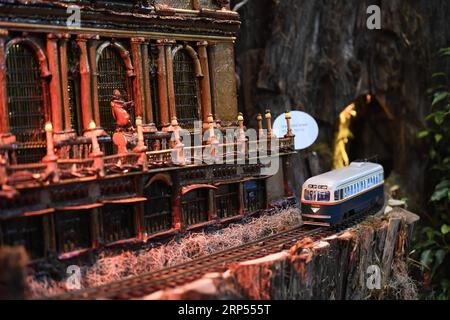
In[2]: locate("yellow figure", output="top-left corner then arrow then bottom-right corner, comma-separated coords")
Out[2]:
333,103 -> 357,168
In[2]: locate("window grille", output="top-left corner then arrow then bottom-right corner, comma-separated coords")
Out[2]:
100,204 -> 135,244
173,49 -> 199,126
148,44 -> 160,127
6,43 -> 47,164
97,46 -> 132,135
143,181 -> 172,235
1,216 -> 44,259
68,42 -> 82,136
181,189 -> 209,226
215,184 -> 239,219
54,211 -> 91,254
244,180 -> 266,214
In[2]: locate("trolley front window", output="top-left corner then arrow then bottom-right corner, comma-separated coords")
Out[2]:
303,189 -> 330,202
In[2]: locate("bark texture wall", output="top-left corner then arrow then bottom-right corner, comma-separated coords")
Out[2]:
233,0 -> 450,206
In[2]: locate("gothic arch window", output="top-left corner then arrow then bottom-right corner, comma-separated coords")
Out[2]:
143,180 -> 172,235
173,48 -> 200,126
181,188 -> 209,226
244,180 -> 266,214
67,40 -> 82,136
148,44 -> 160,127
97,44 -> 133,135
215,184 -> 239,219
6,42 -> 48,164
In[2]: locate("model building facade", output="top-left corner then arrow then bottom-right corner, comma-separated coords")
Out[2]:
0,0 -> 295,260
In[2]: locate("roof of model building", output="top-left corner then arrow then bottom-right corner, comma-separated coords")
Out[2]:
0,1 -> 240,37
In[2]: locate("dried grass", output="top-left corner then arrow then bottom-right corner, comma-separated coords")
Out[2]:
387,258 -> 419,300
27,207 -> 301,298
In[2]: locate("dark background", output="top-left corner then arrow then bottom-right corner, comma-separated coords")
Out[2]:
231,0 -> 450,210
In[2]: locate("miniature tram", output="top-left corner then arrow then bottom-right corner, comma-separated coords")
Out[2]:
301,162 -> 384,226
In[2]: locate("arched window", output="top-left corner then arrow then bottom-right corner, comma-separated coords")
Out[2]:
181,188 -> 209,226
1,215 -> 44,259
143,181 -> 172,235
215,184 -> 239,219
100,203 -> 135,244
148,44 -> 160,127
97,45 -> 131,134
6,43 -> 47,163
173,49 -> 200,126
67,40 -> 82,136
244,180 -> 266,214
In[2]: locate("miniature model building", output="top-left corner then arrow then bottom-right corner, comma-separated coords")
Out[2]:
0,0 -> 295,260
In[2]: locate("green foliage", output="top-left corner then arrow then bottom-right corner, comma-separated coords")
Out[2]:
415,47 -> 450,299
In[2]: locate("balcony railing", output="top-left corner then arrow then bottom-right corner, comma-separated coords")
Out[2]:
0,111 -> 296,188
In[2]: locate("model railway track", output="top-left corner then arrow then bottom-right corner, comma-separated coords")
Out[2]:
52,205 -> 384,300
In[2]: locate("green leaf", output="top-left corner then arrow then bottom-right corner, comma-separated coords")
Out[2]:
436,180 -> 450,190
435,249 -> 446,268
435,133 -> 443,143
432,249 -> 447,277
430,148 -> 437,160
432,92 -> 450,107
441,224 -> 450,235
418,130 -> 429,139
432,72 -> 448,78
432,188 -> 449,202
421,249 -> 434,268
425,227 -> 441,240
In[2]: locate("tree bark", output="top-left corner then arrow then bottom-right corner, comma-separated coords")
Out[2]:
233,0 -> 450,206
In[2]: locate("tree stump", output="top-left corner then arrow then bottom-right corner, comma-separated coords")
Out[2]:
145,208 -> 419,300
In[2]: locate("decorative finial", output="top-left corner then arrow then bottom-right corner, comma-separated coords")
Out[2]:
45,122 -> 53,132
171,116 -> 179,127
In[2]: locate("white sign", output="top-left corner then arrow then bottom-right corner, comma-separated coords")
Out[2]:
273,111 -> 319,150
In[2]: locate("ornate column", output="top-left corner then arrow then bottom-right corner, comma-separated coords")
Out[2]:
284,111 -> 294,138
88,36 -> 100,126
141,40 -> 153,123
282,111 -> 295,198
265,109 -> 273,138
43,122 -> 59,183
156,40 -> 170,128
131,38 -> 145,119
46,34 -> 64,132
87,121 -> 105,177
59,34 -> 72,131
164,40 -> 177,121
257,113 -> 264,140
76,35 -> 94,133
0,29 -> 9,138
197,41 -> 212,129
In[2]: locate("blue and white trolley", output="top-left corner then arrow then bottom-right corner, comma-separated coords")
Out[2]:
301,162 -> 384,226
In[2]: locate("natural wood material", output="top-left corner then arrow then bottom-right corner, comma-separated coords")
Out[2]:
0,246 -> 28,299
144,208 -> 419,300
